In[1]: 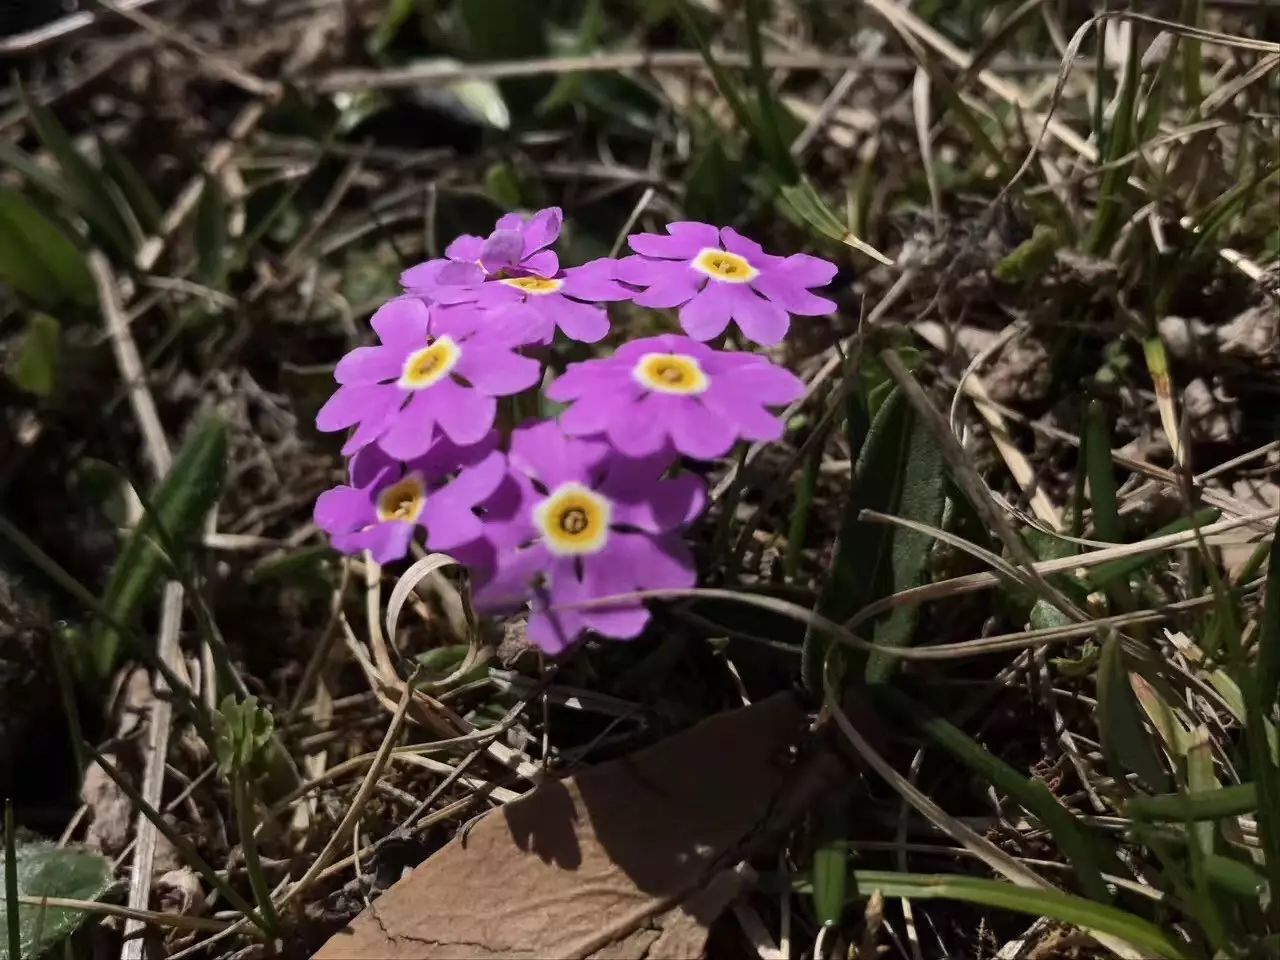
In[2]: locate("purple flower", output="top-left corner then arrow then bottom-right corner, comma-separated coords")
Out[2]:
315,298 -> 541,459
616,222 -> 838,346
400,207 -> 563,300
545,334 -> 804,460
313,434 -> 505,564
473,421 -> 704,654
462,258 -> 631,344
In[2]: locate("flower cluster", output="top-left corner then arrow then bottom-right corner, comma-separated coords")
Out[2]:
315,208 -> 834,653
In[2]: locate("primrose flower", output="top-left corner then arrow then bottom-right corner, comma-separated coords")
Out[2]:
315,298 -> 540,459
400,207 -> 563,300
546,334 -> 804,460
616,222 -> 838,346
462,258 -> 631,344
474,421 -> 704,654
314,434 -> 505,564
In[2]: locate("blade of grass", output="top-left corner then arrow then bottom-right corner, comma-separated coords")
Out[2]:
1127,782 -> 1257,821
1098,633 -> 1171,791
846,871 -> 1189,959
95,416 -> 228,682
873,687 -> 1117,902
1086,21 -> 1140,254
1258,520 -> 1279,713
4,801 -> 18,960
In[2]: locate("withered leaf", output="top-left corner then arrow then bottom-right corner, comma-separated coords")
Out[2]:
316,693 -> 807,959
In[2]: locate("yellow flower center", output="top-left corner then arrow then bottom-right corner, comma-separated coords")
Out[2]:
692,248 -> 757,283
633,353 -> 709,395
499,275 -> 563,295
376,473 -> 426,524
534,482 -> 611,556
398,336 -> 460,389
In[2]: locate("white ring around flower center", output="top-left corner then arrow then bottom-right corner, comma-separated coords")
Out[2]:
692,247 -> 757,283
499,275 -> 564,295
399,336 -> 461,389
534,482 -> 612,556
632,352 -> 709,395
376,472 -> 427,524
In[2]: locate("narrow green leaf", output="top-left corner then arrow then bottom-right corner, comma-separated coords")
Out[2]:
0,840 -> 111,960
874,687 -> 1116,902
195,177 -> 227,288
3,804 -> 17,960
993,224 -> 1060,283
802,388 -> 910,693
1084,399 -> 1122,543
847,871 -> 1189,959
1128,782 -> 1257,822
1259,519 -> 1280,715
0,188 -> 94,307
98,141 -> 163,234
864,414 -> 946,683
1086,22 -> 1141,253
18,88 -> 134,258
1083,508 -> 1219,590
1098,634 -> 1170,791
9,314 -> 61,397
742,0 -> 797,181
810,797 -> 847,929
95,417 -> 228,681
1243,519 -> 1280,926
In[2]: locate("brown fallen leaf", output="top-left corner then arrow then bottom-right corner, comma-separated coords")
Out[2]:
316,693 -> 812,960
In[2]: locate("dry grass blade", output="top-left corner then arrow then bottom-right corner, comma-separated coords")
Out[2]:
15,895 -> 230,934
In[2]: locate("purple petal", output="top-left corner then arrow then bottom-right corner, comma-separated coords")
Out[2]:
717,226 -> 770,266
376,392 -> 440,460
445,234 -> 484,262
334,345 -> 403,386
560,259 -> 633,302
316,384 -> 394,432
725,285 -> 790,346
547,296 -> 610,343
433,380 -> 497,445
779,252 -> 838,287
702,383 -> 786,443
370,297 -> 430,349
521,249 -> 560,277
455,345 -> 542,395
544,359 -> 618,402
474,543 -> 547,614
603,395 -> 672,458
578,533 -> 695,636
671,399 -> 737,459
480,229 -> 523,272
509,420 -> 608,490
487,302 -> 553,346
314,485 -> 374,534
707,357 -> 805,405
560,384 -> 638,440
333,520 -> 415,564
520,207 -> 563,256
608,470 -> 706,531
349,444 -> 402,488
627,221 -> 719,259
751,272 -> 837,316
678,283 -> 735,340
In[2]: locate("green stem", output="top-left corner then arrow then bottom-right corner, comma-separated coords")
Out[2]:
234,775 -> 280,936
4,800 -> 19,960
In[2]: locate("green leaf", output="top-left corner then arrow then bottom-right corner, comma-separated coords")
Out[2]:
993,224 -> 1060,283
18,87 -> 134,258
1259,519 -> 1280,716
0,841 -> 112,960
864,410 -> 947,684
94,417 -> 229,682
1084,399 -> 1122,543
195,177 -> 227,288
214,695 -> 275,780
1086,22 -> 1141,253
1098,634 -> 1170,791
9,314 -> 61,397
1127,782 -> 1257,822
99,141 -> 163,234
810,798 -> 847,929
845,871 -> 1189,959
874,687 -> 1117,902
803,388 -> 908,693
367,0 -> 421,55
1083,508 -> 1219,590
0,188 -> 94,307
684,135 -> 742,226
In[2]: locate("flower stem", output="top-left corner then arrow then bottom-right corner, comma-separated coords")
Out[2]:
234,775 -> 280,936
